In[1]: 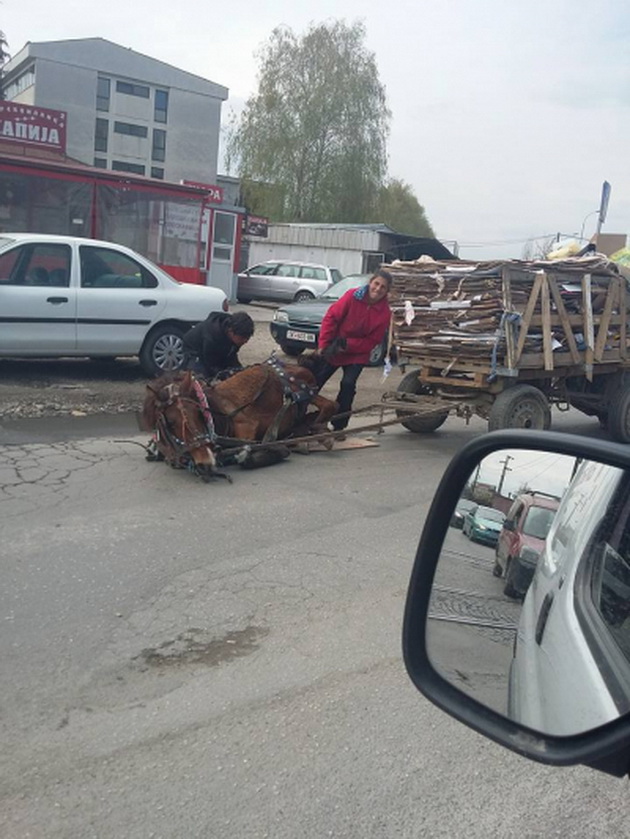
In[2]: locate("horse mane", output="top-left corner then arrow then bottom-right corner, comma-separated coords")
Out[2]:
296,351 -> 326,380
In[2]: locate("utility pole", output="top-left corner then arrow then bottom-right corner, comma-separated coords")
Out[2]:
496,454 -> 514,497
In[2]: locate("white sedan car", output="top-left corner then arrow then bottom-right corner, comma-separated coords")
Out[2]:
0,233 -> 228,377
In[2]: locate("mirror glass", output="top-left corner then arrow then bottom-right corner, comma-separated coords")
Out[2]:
426,448 -> 630,736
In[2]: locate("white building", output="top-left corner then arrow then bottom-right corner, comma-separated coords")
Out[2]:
2,38 -> 228,184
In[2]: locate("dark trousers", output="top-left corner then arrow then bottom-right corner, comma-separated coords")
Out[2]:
316,362 -> 364,430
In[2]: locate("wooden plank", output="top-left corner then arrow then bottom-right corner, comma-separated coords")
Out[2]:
621,277 -> 627,361
307,437 -> 380,452
547,275 -> 580,364
502,265 -> 516,370
540,273 -> 554,370
529,314 -> 625,328
582,273 -> 594,381
514,271 -> 544,364
519,350 -> 628,368
594,277 -> 618,362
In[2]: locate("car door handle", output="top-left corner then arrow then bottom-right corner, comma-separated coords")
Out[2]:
535,592 -> 554,645
139,299 -> 158,307
47,296 -> 69,304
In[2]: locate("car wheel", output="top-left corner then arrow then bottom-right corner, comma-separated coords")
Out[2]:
503,558 -> 519,598
488,385 -> 551,431
607,387 -> 630,443
279,343 -> 301,357
139,324 -> 186,377
237,297 -> 252,305
367,338 -> 387,367
293,290 -> 315,303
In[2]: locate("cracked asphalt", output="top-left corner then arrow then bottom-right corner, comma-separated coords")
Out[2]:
1,329 -> 627,836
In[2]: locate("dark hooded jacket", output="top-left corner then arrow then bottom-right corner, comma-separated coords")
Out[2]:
182,312 -> 243,379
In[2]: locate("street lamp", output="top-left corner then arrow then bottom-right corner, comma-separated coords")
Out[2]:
579,209 -> 600,242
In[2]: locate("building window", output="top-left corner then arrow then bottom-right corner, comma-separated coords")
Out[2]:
212,212 -> 236,262
114,121 -> 148,138
93,157 -> 107,168
96,77 -> 110,111
150,167 -> 164,180
154,90 -> 169,123
152,129 -> 166,162
4,66 -> 35,100
112,160 -> 145,175
94,118 -> 109,153
116,80 -> 150,98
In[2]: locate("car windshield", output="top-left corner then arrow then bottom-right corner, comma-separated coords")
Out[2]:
319,274 -> 371,301
476,507 -> 505,523
523,506 -> 556,539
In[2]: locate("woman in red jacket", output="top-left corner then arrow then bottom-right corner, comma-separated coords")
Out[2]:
316,268 -> 392,432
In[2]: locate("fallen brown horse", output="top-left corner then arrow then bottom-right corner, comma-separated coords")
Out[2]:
139,355 -> 338,478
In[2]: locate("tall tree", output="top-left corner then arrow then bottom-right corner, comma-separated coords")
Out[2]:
228,21 -> 390,223
376,178 -> 435,237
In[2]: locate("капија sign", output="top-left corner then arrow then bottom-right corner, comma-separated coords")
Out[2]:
0,103 -> 67,153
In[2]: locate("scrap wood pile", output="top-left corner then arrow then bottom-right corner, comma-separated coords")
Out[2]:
387,254 -> 628,372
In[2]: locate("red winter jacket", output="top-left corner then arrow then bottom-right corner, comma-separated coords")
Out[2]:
318,286 -> 391,366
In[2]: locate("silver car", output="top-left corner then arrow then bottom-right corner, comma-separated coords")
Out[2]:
237,260 -> 342,304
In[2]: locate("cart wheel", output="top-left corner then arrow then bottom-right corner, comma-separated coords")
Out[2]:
488,385 -> 551,432
396,371 -> 449,433
607,388 -> 630,443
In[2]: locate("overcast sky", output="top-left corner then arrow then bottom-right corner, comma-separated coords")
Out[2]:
3,0 -> 628,259
476,449 -> 576,499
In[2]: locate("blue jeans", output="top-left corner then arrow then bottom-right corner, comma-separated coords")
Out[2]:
315,362 -> 364,430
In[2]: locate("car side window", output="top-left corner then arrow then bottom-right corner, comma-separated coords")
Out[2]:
300,266 -> 326,281
277,264 -> 300,277
80,246 -> 157,289
0,244 -> 71,287
249,263 -> 278,276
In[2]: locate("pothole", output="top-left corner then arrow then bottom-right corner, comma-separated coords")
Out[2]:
134,625 -> 269,669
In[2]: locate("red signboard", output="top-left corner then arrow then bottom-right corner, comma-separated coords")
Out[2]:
0,103 -> 67,154
181,179 -> 224,204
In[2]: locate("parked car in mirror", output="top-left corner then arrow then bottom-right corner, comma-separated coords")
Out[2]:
237,260 -> 342,304
461,503 -> 505,546
493,490 -> 560,599
0,233 -> 228,377
269,273 -> 390,366
449,497 -> 477,529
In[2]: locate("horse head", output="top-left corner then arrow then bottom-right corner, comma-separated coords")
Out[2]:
142,372 -> 230,483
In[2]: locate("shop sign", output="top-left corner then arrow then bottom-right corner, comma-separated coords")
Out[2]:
244,214 -> 268,237
181,179 -> 224,204
0,103 -> 67,153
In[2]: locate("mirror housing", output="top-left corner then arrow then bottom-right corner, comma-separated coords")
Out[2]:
403,429 -> 630,777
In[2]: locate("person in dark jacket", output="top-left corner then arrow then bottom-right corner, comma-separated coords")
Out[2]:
316,269 -> 392,432
182,311 -> 255,380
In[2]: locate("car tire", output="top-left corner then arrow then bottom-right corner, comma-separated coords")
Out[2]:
367,338 -> 387,368
293,290 -> 315,303
237,297 -> 252,305
503,558 -> 519,598
607,387 -> 630,443
396,371 -> 449,433
139,324 -> 186,377
488,385 -> 551,432
280,343 -> 301,357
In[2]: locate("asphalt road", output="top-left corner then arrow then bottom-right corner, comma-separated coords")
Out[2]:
2,393 -> 629,838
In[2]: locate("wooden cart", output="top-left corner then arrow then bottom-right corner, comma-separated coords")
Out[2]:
387,255 -> 630,442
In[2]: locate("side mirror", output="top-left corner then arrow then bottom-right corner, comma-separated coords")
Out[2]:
403,430 -> 630,777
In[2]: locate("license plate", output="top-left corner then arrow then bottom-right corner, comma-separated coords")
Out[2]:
286,330 -> 316,342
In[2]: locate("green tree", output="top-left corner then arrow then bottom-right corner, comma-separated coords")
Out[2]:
228,20 -> 390,223
376,178 -> 435,237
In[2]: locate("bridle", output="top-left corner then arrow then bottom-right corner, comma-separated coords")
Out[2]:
153,381 -> 216,458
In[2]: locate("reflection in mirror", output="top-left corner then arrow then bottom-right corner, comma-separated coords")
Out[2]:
426,448 -> 630,737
